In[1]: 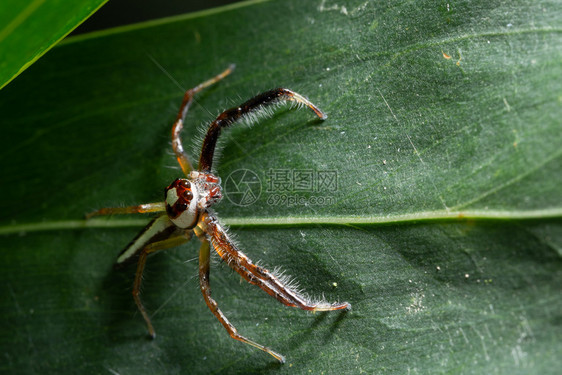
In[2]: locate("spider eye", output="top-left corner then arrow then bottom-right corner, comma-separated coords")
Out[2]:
183,190 -> 193,200
180,180 -> 191,188
176,202 -> 188,212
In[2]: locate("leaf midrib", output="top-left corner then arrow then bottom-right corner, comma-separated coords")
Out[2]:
1,207 -> 560,236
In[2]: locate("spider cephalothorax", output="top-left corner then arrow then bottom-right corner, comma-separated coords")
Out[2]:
88,65 -> 350,363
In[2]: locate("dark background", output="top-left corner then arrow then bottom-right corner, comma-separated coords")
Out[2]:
71,0 -> 243,35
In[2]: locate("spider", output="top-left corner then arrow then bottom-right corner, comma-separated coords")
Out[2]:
87,65 -> 351,363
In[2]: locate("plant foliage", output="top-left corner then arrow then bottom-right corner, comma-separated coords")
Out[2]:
0,1 -> 560,374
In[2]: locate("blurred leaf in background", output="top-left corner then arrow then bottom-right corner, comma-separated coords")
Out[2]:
0,0 -> 560,374
0,0 -> 108,89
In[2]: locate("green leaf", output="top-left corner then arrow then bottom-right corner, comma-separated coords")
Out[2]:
1,0 -> 560,374
0,0 -> 108,90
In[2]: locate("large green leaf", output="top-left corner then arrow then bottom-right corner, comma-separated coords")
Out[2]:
1,0 -> 560,374
0,0 -> 108,90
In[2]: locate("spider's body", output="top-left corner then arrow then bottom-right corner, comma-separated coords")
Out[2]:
88,66 -> 350,363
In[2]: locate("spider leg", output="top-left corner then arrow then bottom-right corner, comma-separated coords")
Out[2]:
85,202 -> 165,219
198,236 -> 286,363
200,213 -> 351,312
131,232 -> 191,338
113,215 -> 192,337
172,65 -> 235,175
198,88 -> 327,172
114,215 -> 183,267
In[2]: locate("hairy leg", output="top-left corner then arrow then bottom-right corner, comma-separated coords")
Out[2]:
198,237 -> 285,363
172,65 -> 235,175
201,213 -> 351,312
198,88 -> 326,172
